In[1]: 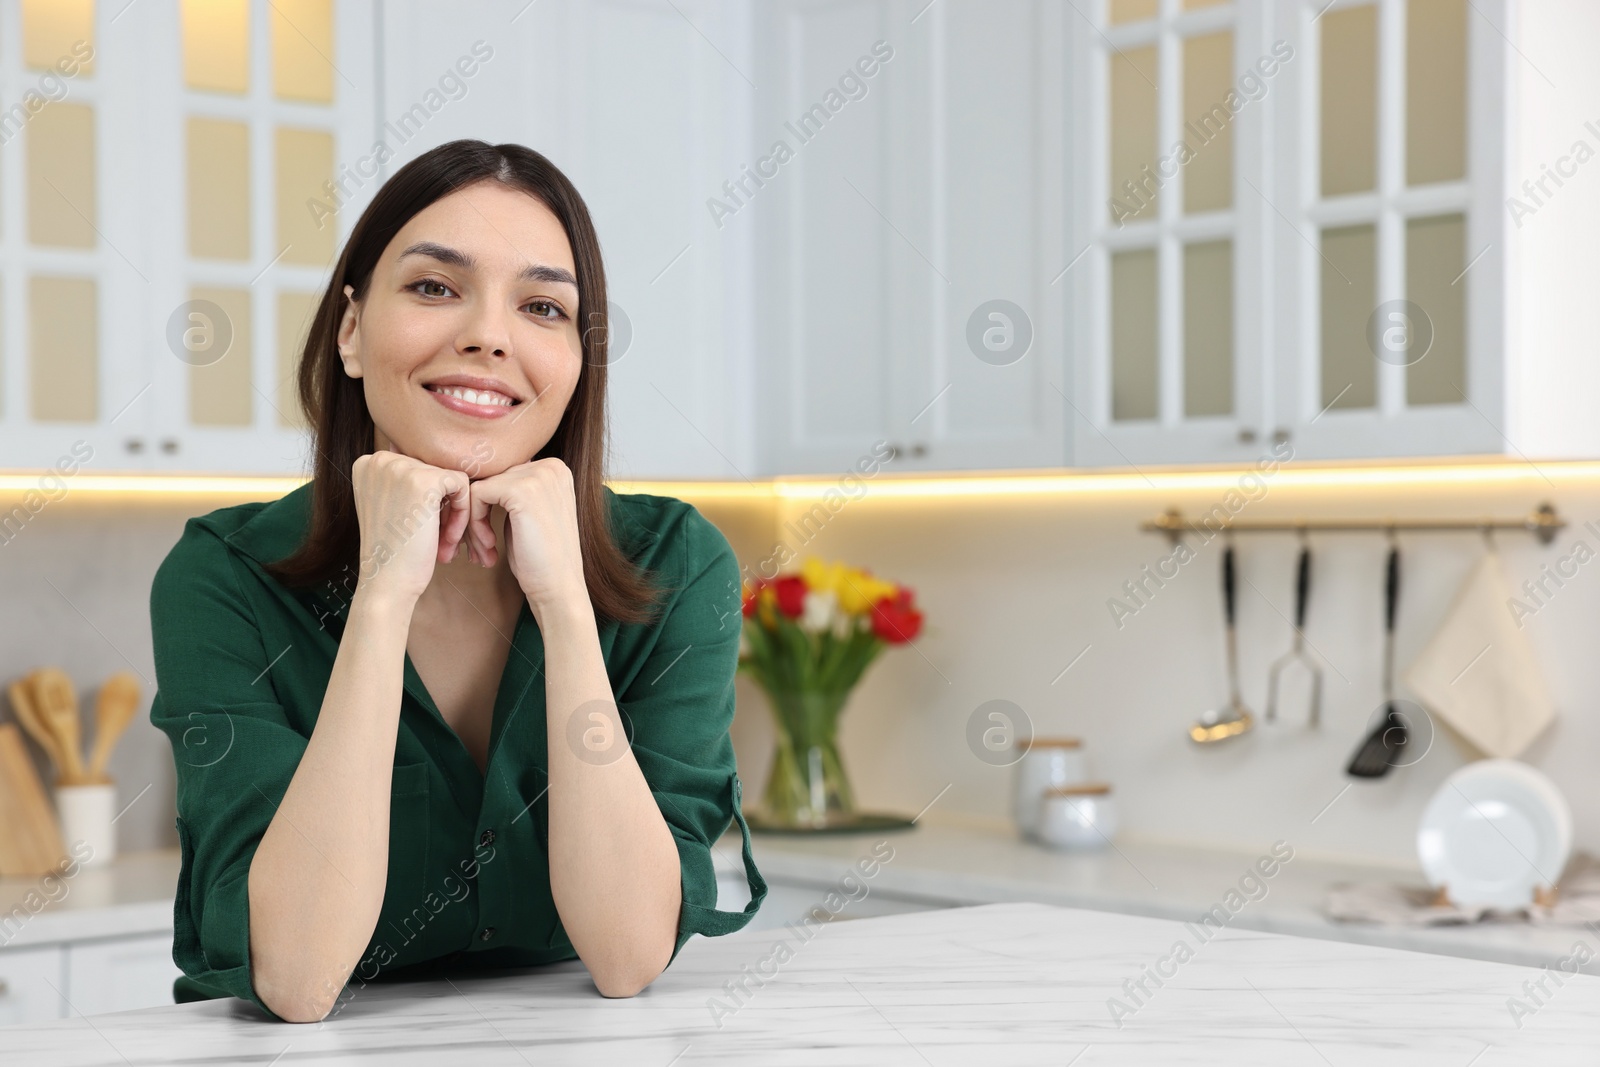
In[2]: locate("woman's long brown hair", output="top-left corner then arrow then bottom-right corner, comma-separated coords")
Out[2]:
264,139 -> 667,626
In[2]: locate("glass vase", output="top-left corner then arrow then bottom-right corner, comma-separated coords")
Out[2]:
756,685 -> 856,829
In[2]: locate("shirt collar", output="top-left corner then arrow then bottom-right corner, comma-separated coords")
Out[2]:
222,480 -> 315,569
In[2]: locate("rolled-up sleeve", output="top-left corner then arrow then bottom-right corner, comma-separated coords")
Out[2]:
148,523 -> 306,1019
618,508 -> 766,961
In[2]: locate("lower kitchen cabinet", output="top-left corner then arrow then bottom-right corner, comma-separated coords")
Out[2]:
64,935 -> 184,1018
0,945 -> 66,1027
0,934 -> 182,1026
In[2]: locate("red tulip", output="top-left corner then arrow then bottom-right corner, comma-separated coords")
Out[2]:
774,575 -> 807,618
870,589 -> 923,643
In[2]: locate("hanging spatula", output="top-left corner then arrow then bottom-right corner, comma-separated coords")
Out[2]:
1347,538 -> 1405,778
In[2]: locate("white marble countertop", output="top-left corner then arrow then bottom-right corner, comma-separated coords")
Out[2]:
722,820 -> 1600,975
0,851 -> 177,948
7,823 -> 1588,983
6,900 -> 1597,1064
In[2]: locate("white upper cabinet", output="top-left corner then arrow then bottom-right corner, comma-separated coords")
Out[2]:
1268,0 -> 1499,461
2,0 -> 1596,478
1069,0 -> 1271,467
1,0 -> 750,479
0,0 -> 157,473
141,0 -> 377,475
562,0 -> 756,482
751,0 -> 1068,476
1070,0 -> 1600,469
378,0 -> 756,482
1477,0 -> 1600,461
751,1 -> 901,475
0,0 -> 375,475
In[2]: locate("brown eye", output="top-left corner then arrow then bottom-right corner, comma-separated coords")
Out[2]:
527,299 -> 567,321
408,279 -> 454,298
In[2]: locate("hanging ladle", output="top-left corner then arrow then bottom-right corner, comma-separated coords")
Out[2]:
1191,536 -> 1254,744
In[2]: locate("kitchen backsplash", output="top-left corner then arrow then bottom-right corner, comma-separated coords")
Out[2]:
723,468 -> 1600,869
4,469 -> 1597,868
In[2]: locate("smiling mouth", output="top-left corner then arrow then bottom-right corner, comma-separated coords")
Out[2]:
423,383 -> 522,408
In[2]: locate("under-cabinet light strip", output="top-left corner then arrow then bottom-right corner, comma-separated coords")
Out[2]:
3,460 -> 1600,499
0,474 -> 310,496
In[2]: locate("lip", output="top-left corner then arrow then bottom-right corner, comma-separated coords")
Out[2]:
421,374 -> 524,420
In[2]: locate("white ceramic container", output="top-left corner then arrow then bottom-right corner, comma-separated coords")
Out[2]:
1037,783 -> 1117,850
1014,738 -> 1087,840
55,782 -> 116,867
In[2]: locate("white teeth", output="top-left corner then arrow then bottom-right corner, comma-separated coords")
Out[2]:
432,385 -> 514,407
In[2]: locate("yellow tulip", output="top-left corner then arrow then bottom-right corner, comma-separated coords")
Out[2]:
835,568 -> 888,614
799,557 -> 826,589
793,557 -> 900,615
800,557 -> 847,596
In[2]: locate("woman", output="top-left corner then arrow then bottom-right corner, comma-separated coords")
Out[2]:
149,139 -> 766,1023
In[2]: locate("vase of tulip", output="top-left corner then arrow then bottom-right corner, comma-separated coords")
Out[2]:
739,557 -> 925,831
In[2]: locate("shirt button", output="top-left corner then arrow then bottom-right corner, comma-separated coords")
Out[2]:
479,829 -> 496,847
479,927 -> 496,942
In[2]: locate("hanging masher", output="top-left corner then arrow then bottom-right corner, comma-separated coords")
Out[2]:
1266,528 -> 1324,728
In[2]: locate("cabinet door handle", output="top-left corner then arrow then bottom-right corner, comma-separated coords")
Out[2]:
910,443 -> 927,458
160,438 -> 180,455
0,978 -> 9,996
885,442 -> 901,460
1237,428 -> 1257,444
124,437 -> 144,454
1272,428 -> 1291,445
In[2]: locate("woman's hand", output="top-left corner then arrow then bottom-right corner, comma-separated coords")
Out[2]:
350,450 -> 474,605
465,458 -> 588,616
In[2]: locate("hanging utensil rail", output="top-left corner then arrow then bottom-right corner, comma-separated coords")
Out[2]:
1141,502 -> 1565,545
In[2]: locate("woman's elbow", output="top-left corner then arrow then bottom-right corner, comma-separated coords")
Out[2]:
252,963 -> 345,1023
593,966 -> 659,999
272,995 -> 337,1024
591,943 -> 673,998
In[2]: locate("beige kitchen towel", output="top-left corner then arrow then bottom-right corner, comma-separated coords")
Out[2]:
1402,551 -> 1556,758
1326,852 -> 1600,926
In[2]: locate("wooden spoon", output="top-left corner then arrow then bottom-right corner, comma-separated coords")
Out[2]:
87,672 -> 141,781
7,673 -> 67,780
30,668 -> 85,784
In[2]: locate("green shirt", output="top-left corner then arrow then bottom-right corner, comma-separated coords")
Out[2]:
148,481 -> 766,1019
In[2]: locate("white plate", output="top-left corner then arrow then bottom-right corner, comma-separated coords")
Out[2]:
1417,759 -> 1572,910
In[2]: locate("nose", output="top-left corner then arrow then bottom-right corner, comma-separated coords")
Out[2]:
457,296 -> 513,358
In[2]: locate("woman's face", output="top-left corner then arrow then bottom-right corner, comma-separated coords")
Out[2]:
337,179 -> 584,478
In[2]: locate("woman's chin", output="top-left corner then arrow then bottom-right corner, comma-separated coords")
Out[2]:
374,431 -> 524,478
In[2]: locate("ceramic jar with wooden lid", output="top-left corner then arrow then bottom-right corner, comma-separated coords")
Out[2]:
1037,782 -> 1117,850
1013,737 -> 1087,840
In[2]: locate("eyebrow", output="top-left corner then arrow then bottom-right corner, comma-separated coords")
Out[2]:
397,241 -> 578,289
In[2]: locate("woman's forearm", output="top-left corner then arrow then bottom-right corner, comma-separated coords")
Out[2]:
541,593 -> 682,998
247,588 -> 413,1022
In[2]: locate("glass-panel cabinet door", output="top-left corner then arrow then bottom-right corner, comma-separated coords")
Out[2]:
1070,0 -> 1267,467
137,0 -> 374,474
1272,0 -> 1502,460
0,0 -> 149,471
